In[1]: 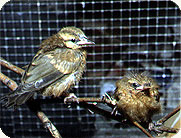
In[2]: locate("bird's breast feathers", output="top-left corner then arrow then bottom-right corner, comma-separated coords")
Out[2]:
46,48 -> 86,74
41,48 -> 87,97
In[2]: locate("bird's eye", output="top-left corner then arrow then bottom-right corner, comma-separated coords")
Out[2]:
132,83 -> 140,88
144,83 -> 151,87
70,39 -> 76,43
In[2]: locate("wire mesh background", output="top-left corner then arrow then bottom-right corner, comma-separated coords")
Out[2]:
0,0 -> 180,137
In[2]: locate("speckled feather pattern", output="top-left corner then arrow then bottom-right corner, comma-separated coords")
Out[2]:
42,49 -> 87,97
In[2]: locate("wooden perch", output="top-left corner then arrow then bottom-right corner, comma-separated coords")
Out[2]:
0,57 -> 24,75
0,72 -> 18,91
37,112 -> 62,138
65,96 -> 116,107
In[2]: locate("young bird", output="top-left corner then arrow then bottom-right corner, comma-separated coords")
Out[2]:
1,27 -> 95,108
113,71 -> 161,125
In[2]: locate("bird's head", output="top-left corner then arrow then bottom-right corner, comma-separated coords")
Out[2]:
124,71 -> 159,95
57,27 -> 95,49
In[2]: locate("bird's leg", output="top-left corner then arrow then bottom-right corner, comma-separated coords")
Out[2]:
102,92 -> 118,115
64,93 -> 79,104
103,92 -> 113,101
148,122 -> 163,134
102,92 -> 117,106
111,106 -> 118,115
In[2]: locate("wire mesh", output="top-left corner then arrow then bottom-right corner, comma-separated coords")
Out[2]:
0,0 -> 180,137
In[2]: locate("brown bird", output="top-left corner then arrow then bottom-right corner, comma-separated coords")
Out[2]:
113,71 -> 161,126
1,26 -> 95,108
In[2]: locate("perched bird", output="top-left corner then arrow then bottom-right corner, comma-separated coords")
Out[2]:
113,71 -> 161,125
1,26 -> 95,108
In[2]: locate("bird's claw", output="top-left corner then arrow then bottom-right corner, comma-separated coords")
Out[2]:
103,92 -> 113,101
155,120 -> 163,126
111,106 -> 118,116
64,93 -> 79,104
102,92 -> 118,115
102,92 -> 117,106
148,122 -> 163,134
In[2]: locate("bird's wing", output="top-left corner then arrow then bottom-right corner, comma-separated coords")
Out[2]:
19,48 -> 84,93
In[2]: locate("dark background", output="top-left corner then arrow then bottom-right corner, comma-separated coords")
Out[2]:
0,0 -> 180,137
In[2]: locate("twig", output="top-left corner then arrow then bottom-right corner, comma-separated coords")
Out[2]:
0,57 -> 25,75
0,58 -> 62,138
157,105 -> 181,125
0,72 -> 18,91
65,97 -> 115,106
67,97 -> 103,103
37,112 -> 62,138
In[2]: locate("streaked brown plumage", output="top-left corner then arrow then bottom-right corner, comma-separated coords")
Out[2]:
1,27 -> 94,108
113,71 -> 161,125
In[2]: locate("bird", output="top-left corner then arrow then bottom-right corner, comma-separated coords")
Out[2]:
1,26 -> 95,109
113,71 -> 161,126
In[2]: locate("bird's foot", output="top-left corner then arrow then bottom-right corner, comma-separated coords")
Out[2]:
102,92 -> 117,105
64,93 -> 79,104
102,92 -> 118,115
149,122 -> 179,134
148,122 -> 163,134
111,106 -> 118,116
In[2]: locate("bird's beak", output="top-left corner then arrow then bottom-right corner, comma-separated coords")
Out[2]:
136,85 -> 144,91
136,85 -> 150,91
77,38 -> 95,46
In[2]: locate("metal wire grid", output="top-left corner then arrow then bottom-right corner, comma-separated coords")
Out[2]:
0,0 -> 180,137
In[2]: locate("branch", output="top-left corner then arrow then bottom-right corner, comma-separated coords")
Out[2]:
0,72 -> 18,91
0,57 -> 24,75
37,111 -> 62,138
65,97 -> 115,107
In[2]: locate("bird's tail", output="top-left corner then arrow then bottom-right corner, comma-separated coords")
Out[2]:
0,90 -> 34,109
